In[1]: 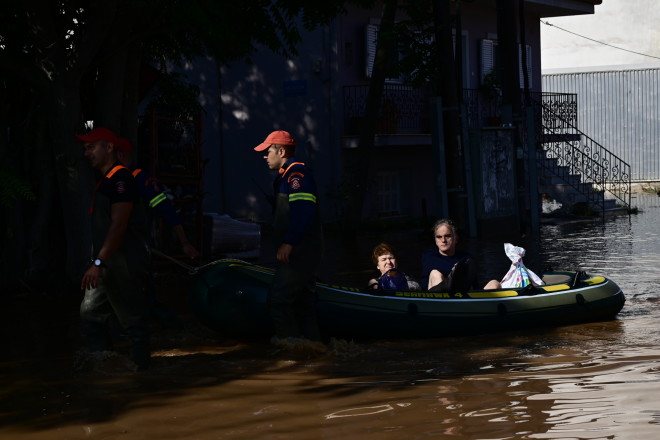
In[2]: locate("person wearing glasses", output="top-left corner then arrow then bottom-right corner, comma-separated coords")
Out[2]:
422,219 -> 501,292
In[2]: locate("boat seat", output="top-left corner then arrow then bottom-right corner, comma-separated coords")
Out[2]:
542,273 -> 572,285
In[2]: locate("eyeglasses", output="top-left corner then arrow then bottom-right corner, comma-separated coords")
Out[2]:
435,234 -> 454,240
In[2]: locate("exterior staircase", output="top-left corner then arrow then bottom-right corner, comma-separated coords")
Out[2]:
538,156 -> 622,215
533,93 -> 631,216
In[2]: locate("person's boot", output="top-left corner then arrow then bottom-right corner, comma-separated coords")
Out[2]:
125,325 -> 151,371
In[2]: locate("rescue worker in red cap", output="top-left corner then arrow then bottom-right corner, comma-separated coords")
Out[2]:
77,126 -> 151,370
115,136 -> 199,330
254,130 -> 324,344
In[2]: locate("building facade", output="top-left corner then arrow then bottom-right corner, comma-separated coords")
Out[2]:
163,1 -> 603,238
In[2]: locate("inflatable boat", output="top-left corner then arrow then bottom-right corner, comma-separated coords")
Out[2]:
189,259 -> 626,339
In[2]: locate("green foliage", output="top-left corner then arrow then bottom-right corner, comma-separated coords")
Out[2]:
392,2 -> 439,87
480,70 -> 502,99
395,23 -> 437,87
379,1 -> 459,90
0,168 -> 35,209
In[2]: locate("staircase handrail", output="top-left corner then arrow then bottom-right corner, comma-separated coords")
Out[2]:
533,93 -> 631,210
539,133 -> 606,213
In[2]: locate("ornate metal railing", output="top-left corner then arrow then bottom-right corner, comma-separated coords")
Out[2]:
536,92 -> 578,129
532,92 -> 631,211
463,88 -> 503,128
540,137 -> 607,213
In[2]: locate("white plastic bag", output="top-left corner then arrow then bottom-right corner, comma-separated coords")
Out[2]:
500,243 -> 544,288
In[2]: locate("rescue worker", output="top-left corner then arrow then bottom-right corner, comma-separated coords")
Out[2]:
114,137 -> 199,330
254,130 -> 324,343
77,127 -> 151,370
114,137 -> 200,260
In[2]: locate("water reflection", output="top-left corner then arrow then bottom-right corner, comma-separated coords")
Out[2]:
325,403 -> 410,419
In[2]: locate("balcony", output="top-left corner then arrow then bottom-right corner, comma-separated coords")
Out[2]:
342,85 -> 580,137
342,84 -> 432,147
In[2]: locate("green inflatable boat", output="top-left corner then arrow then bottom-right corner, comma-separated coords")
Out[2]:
189,259 -> 626,339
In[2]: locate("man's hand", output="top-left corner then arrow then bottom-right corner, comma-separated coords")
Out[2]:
81,265 -> 103,291
276,243 -> 293,263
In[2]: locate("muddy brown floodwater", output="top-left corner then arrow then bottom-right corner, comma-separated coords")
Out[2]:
2,193 -> 660,439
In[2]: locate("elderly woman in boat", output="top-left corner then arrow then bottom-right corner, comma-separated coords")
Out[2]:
368,242 -> 421,292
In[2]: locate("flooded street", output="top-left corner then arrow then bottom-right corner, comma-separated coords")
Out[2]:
2,193 -> 660,439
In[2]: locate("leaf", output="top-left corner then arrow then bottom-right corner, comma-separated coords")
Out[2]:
0,168 -> 36,209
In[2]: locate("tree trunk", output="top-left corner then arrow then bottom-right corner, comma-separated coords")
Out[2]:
342,0 -> 398,235
496,0 -> 520,122
25,116 -> 61,290
95,49 -> 129,131
433,0 -> 465,224
50,81 -> 96,284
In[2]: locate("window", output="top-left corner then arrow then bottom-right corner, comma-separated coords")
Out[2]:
367,22 -> 469,87
480,39 -> 532,88
365,23 -> 401,81
480,39 -> 496,82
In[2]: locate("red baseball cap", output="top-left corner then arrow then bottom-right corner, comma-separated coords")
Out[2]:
115,137 -> 133,152
253,130 -> 296,151
75,127 -> 119,145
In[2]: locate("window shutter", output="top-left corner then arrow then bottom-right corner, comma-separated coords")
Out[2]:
519,44 -> 532,88
365,24 -> 378,78
480,39 -> 495,82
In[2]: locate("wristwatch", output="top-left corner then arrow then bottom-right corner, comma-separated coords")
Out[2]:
92,258 -> 106,268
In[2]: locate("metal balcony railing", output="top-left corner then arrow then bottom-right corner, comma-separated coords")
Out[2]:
342,85 -> 502,134
342,84 -> 431,135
